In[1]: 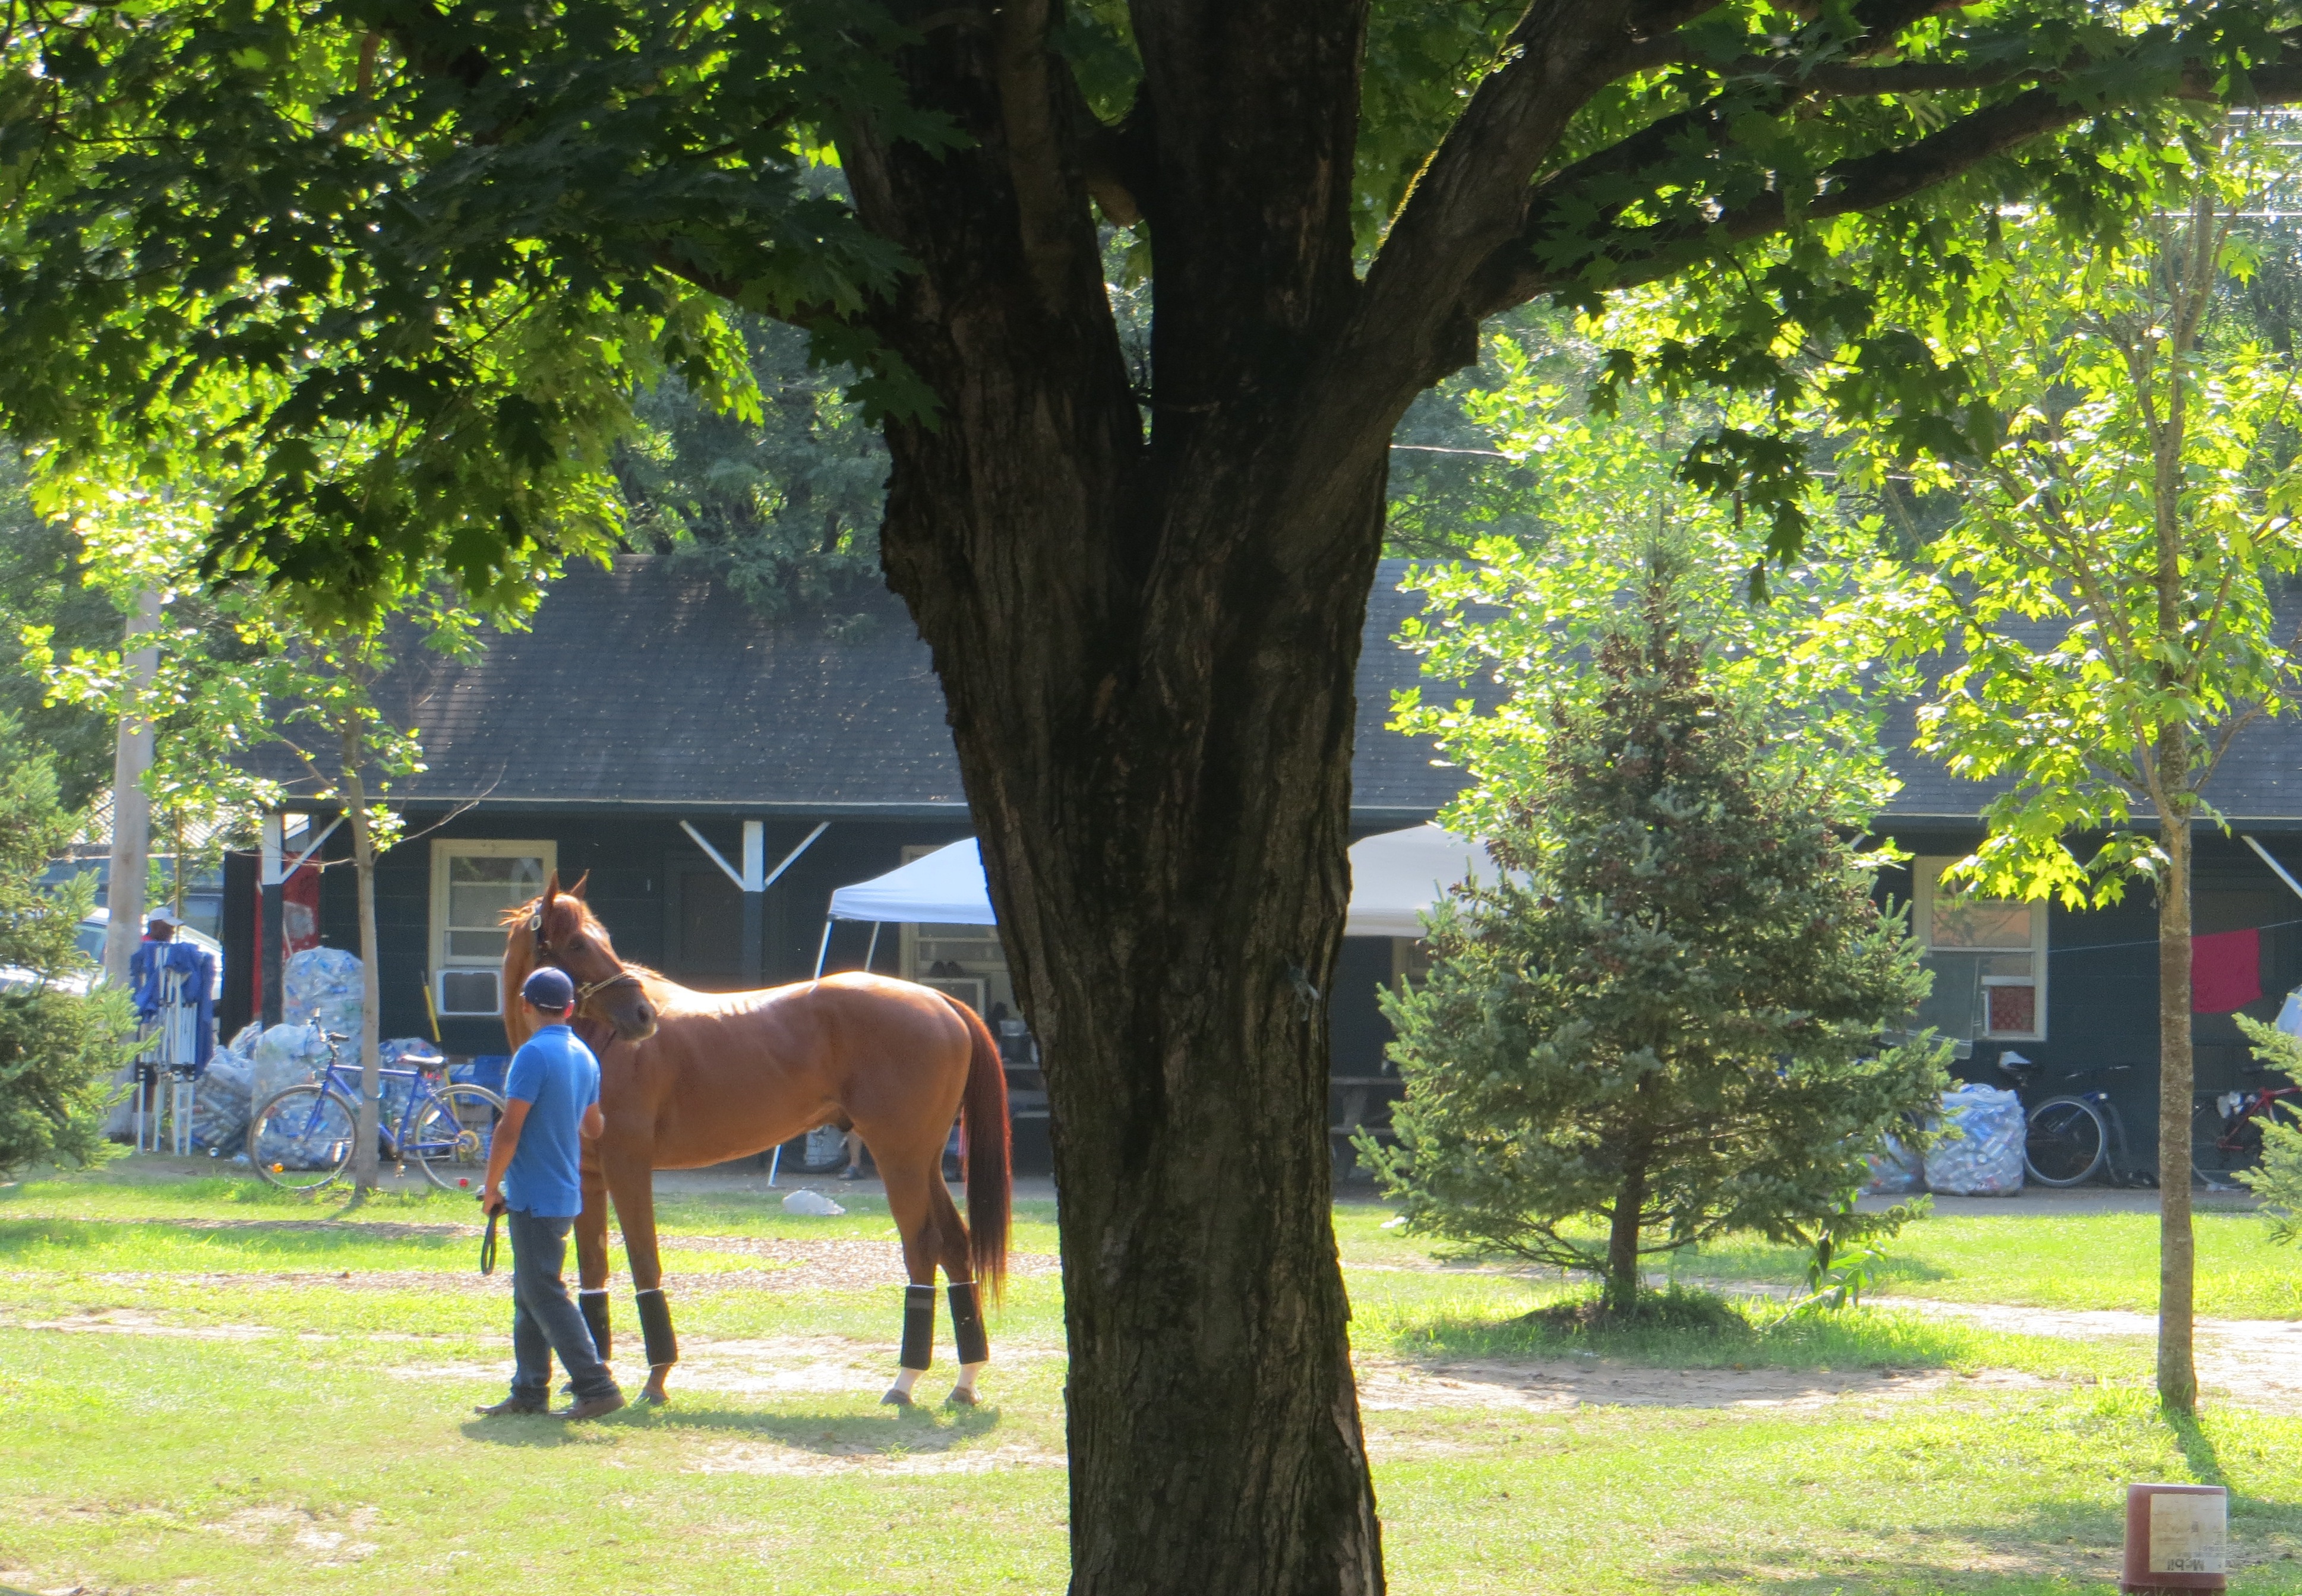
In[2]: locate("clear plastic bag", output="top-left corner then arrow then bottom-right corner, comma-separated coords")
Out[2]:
1923,1084 -> 2026,1196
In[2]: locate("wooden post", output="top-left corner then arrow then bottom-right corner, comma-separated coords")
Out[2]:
740,819 -> 765,987
260,813 -> 285,1026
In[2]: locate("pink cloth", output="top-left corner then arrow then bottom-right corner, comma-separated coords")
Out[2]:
2192,928 -> 2262,1014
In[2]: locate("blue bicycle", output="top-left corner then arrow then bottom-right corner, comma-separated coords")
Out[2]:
247,1030 -> 506,1193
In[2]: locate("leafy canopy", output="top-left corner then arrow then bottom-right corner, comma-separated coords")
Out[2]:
1392,358 -> 1913,837
5,1 -> 2302,614
1817,134 -> 2302,906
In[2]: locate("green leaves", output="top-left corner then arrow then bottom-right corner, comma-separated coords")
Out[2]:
0,0 -> 929,626
0,713 -> 135,1178
1821,138 -> 2302,906
1392,362 -> 1912,843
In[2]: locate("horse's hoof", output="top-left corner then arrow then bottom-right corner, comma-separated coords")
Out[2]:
946,1388 -> 980,1408
636,1389 -> 668,1408
880,1388 -> 915,1408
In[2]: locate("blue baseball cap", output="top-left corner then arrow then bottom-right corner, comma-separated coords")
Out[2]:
521,967 -> 576,1011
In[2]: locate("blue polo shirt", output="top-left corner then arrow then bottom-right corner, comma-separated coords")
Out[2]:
501,1025 -> 599,1219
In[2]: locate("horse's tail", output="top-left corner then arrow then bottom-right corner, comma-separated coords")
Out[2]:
946,995 -> 1012,1301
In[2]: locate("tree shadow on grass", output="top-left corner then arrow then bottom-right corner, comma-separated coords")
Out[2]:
459,1399 -> 1006,1454
1661,1499 -> 2131,1594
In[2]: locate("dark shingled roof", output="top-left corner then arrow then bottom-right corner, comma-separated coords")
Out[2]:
268,556 -> 1473,820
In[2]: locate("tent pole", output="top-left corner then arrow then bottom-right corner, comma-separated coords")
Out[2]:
811,918 -> 834,979
864,923 -> 880,972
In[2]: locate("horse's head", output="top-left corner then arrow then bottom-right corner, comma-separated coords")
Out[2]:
511,872 -> 659,1044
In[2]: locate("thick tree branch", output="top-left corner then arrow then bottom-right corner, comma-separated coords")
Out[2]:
1365,0 -> 1720,328
993,0 -> 1094,304
1478,53 -> 2302,314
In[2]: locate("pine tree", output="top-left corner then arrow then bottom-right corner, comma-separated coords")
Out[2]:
1372,566 -> 1946,1315
0,716 -> 131,1175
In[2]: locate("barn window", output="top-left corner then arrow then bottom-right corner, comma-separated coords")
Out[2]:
430,840 -> 557,1016
1913,857 -> 2047,1042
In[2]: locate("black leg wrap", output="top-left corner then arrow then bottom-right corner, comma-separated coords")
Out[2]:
635,1287 -> 677,1368
579,1290 -> 611,1363
900,1283 -> 936,1371
948,1281 -> 989,1366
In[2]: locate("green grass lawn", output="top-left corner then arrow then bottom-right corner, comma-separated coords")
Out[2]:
1662,1208 -> 2302,1319
5,1165 -> 2302,1594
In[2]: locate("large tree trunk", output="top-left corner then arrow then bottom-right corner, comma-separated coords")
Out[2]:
839,9 -> 1435,1591
886,454 -> 1392,1592
2157,814 -> 2197,1411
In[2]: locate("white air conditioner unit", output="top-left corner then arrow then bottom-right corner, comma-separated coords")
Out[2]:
437,967 -> 503,1017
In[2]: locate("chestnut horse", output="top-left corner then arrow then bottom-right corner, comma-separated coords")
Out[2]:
500,873 -> 1010,1407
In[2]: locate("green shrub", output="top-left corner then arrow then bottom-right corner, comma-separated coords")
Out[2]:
1365,562 -> 1948,1313
0,715 -> 132,1177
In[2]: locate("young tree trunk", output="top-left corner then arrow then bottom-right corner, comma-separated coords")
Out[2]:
1606,1153 -> 1650,1315
339,726 -> 384,1195
100,590 -> 162,985
2156,813 -> 2198,1411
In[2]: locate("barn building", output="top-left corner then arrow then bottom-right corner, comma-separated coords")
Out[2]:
219,556 -> 2302,1178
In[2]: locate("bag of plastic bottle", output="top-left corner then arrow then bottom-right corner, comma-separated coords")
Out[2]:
282,946 -> 363,1041
375,1037 -> 445,1135
801,1124 -> 848,1172
248,1023 -> 346,1168
187,1036 -> 257,1153
1922,1083 -> 2026,1195
1862,1134 -> 1925,1195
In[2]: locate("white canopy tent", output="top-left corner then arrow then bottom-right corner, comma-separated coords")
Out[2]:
1340,823 -> 1505,937
828,839 -> 996,926
811,826 -> 1499,975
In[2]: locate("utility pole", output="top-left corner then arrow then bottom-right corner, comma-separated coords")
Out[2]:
101,590 -> 162,984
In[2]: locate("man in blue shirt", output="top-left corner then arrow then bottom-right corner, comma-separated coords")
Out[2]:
473,966 -> 626,1420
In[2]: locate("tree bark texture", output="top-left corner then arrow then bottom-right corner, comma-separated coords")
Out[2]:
838,10 -> 1403,1593
340,727 -> 384,1195
2156,817 -> 2197,1412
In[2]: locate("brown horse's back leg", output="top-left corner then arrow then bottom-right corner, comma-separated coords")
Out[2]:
605,1149 -> 677,1404
574,1152 -> 614,1363
879,1150 -> 984,1407
926,1171 -> 990,1405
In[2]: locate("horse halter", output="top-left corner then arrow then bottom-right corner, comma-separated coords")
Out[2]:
529,909 -> 644,1005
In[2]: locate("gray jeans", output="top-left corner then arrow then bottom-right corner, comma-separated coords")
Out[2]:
507,1208 -> 619,1403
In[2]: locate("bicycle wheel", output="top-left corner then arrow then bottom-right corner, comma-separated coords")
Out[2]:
407,1085 -> 506,1193
2025,1096 -> 2108,1187
2192,1099 -> 2259,1179
247,1085 -> 358,1192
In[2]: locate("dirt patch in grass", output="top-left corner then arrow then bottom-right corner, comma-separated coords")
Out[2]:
1355,1354 -> 2064,1413
10,1307 -> 293,1340
203,1505 -> 383,1567
689,1439 -> 1067,1476
1901,1297 -> 2302,1412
